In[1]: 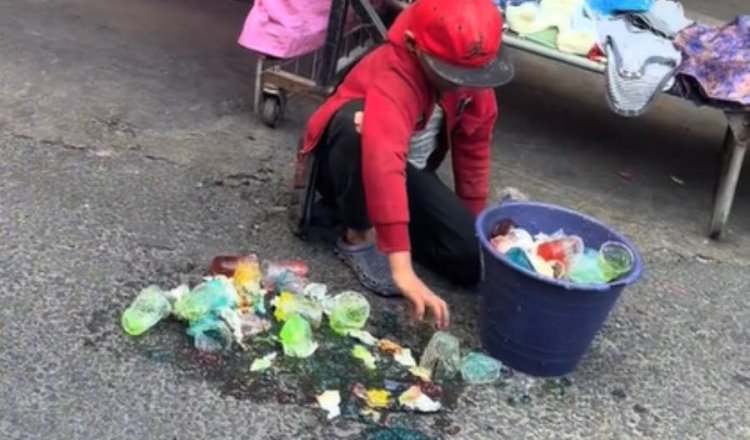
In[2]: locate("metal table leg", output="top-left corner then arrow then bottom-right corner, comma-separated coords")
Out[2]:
709,112 -> 750,239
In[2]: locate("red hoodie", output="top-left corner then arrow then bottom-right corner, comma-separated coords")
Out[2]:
300,7 -> 498,254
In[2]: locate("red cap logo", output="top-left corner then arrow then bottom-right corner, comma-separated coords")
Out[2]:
410,0 -> 503,69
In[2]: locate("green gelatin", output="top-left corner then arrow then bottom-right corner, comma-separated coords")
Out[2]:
328,291 -> 370,335
121,286 -> 171,336
598,241 -> 634,282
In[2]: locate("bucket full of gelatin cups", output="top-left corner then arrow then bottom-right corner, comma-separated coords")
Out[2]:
488,217 -> 635,285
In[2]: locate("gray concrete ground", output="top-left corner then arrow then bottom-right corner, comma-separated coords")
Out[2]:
1,0 -> 748,439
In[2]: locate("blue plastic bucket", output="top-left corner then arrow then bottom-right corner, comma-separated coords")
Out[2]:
476,201 -> 643,377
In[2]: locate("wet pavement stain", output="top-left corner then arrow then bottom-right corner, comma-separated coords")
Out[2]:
432,415 -> 461,436
102,303 -> 577,438
128,315 -> 467,422
362,426 -> 438,440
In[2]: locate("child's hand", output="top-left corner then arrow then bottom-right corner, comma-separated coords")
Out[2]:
396,273 -> 450,330
389,252 -> 450,329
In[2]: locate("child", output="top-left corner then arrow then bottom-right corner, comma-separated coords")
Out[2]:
295,0 -> 513,328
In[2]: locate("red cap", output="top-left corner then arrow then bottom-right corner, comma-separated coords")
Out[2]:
409,0 -> 513,87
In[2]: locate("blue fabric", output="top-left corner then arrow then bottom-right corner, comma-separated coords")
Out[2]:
587,0 -> 654,15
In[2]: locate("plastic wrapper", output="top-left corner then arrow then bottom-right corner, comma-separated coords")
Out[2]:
279,313 -> 318,358
302,282 -> 329,302
209,254 -> 256,277
491,226 -> 535,254
239,311 -> 272,337
121,285 -> 172,336
378,339 -> 402,354
536,236 -> 583,267
327,291 -> 370,335
174,276 -> 238,323
365,389 -> 391,409
377,339 -> 417,368
419,332 -> 461,378
352,344 -> 377,370
505,247 -> 534,272
233,257 -> 265,314
460,352 -> 504,384
161,284 -> 189,308
393,349 -> 417,368
219,307 -> 244,348
316,390 -> 341,420
263,260 -> 309,294
272,291 -> 323,327
568,249 -> 609,284
347,329 -> 379,346
409,366 -> 432,382
250,352 -> 277,372
188,316 -> 233,352
398,386 -> 441,413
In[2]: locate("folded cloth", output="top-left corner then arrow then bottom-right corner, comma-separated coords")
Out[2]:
673,16 -> 750,106
599,18 -> 681,116
506,0 -> 598,54
526,28 -> 560,48
506,1 -> 553,34
558,2 -> 599,54
626,0 -> 693,38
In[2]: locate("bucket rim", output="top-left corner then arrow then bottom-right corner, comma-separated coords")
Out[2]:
476,200 -> 644,291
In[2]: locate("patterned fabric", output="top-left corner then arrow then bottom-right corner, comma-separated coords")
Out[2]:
673,16 -> 750,106
669,76 -> 750,112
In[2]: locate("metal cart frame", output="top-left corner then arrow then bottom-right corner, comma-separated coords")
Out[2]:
252,0 -> 389,127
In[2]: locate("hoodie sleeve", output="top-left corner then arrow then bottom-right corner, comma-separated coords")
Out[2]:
360,72 -> 423,253
451,89 -> 497,217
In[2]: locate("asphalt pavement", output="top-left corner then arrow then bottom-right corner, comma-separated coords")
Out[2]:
0,0 -> 748,439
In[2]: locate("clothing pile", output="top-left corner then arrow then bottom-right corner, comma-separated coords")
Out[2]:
503,0 -> 601,58
489,218 -> 635,285
499,0 -> 750,115
500,0 -> 694,116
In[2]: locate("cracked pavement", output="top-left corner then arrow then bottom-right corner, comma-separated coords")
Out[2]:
0,0 -> 748,439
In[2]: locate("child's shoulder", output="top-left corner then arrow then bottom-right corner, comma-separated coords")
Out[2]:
352,45 -> 427,92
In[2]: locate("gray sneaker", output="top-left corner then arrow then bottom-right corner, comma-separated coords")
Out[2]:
335,238 -> 400,297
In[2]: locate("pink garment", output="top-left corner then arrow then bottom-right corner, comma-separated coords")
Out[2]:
239,0 -> 388,59
238,0 -> 334,58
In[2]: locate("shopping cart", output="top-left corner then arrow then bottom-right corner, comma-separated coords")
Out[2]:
253,0 -> 394,127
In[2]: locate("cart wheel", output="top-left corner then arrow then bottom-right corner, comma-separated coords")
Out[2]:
260,94 -> 285,128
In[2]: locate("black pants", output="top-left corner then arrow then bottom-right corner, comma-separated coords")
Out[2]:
315,100 -> 480,286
